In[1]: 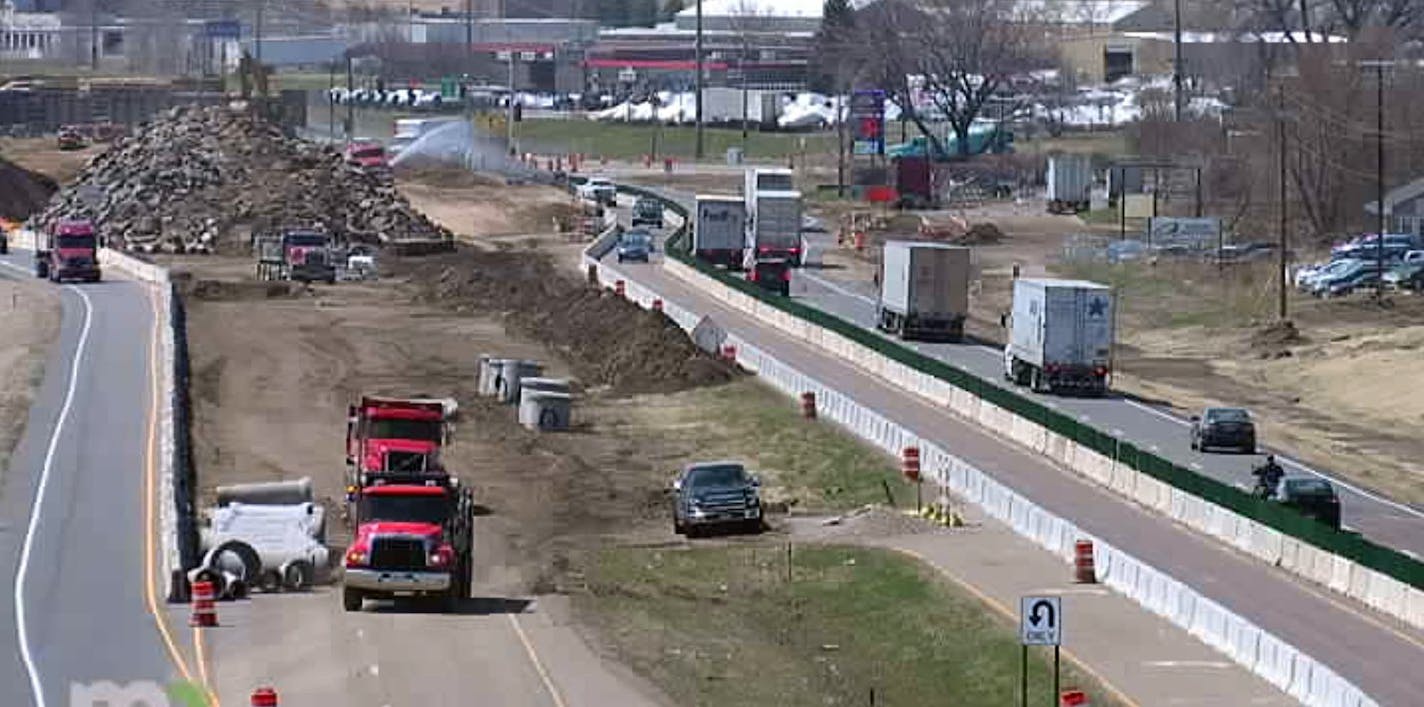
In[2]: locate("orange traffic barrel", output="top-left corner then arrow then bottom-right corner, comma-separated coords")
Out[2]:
1074,540 -> 1097,583
720,344 -> 737,363
800,391 -> 817,419
614,279 -> 626,297
190,580 -> 218,627
1060,689 -> 1089,707
251,686 -> 279,706
652,298 -> 664,312
902,446 -> 921,482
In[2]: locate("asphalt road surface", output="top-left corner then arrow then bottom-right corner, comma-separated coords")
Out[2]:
603,196 -> 1424,705
0,249 -> 180,705
640,187 -> 1424,559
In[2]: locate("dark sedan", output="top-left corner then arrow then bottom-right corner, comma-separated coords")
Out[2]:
1190,407 -> 1257,454
1273,476 -> 1342,530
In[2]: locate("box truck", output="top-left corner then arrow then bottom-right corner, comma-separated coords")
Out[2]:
1046,155 -> 1092,214
1003,278 -> 1115,395
876,241 -> 971,341
694,195 -> 746,268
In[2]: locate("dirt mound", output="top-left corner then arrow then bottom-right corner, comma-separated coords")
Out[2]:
393,161 -> 505,189
399,247 -> 737,393
1250,320 -> 1304,349
31,105 -> 452,255
957,222 -> 1005,245
185,279 -> 301,301
0,158 -> 58,220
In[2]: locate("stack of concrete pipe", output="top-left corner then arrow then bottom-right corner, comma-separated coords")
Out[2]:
191,477 -> 330,599
478,355 -> 574,432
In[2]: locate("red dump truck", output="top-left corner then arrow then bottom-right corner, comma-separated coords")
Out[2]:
35,219 -> 101,283
346,395 -> 450,488
341,473 -> 473,611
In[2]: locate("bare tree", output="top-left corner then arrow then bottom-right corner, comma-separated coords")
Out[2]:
856,0 -> 1046,157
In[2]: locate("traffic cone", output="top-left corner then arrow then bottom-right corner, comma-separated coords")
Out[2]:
251,686 -> 279,706
190,580 -> 218,627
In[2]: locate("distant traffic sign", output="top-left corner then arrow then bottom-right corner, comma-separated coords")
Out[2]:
1020,595 -> 1062,646
205,19 -> 241,40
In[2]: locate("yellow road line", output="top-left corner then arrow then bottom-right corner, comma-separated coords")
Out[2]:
507,613 -> 569,707
193,622 -> 221,707
142,285 -> 199,686
888,546 -> 1144,707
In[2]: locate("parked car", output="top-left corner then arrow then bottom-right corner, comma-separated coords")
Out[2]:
1297,258 -> 1360,291
1190,407 -> 1257,454
631,198 -> 664,228
1272,476 -> 1341,530
1331,233 -> 1420,262
616,228 -> 653,263
746,257 -> 792,296
1313,260 -> 1383,297
1384,262 -> 1424,291
671,461 -> 764,537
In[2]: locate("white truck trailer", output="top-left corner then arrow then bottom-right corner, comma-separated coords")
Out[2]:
876,241 -> 972,341
744,189 -> 803,265
1003,278 -> 1115,395
693,195 -> 747,268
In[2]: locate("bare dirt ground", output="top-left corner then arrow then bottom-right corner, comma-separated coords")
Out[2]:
395,165 -> 578,244
0,137 -> 99,186
0,279 -> 60,480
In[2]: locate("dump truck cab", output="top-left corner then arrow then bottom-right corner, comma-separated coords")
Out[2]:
281,229 -> 336,284
342,475 -> 473,611
35,219 -> 101,283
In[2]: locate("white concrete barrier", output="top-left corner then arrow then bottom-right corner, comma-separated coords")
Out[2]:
588,244 -> 1379,707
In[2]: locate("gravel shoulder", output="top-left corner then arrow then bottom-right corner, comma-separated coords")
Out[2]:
0,278 -> 60,484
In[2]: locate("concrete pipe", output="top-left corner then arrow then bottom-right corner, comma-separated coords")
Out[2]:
497,360 -> 544,404
479,357 -> 511,397
518,377 -> 572,405
215,477 -> 313,507
220,570 -> 248,600
518,391 -> 572,431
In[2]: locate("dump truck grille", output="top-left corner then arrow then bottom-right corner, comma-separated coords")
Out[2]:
369,536 -> 427,571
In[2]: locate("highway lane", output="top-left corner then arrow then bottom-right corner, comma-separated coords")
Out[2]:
600,208 -> 1424,705
0,251 -> 181,704
633,185 -> 1424,559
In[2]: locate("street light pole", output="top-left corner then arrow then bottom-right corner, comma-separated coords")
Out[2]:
1276,85 -> 1288,320
695,0 -> 705,160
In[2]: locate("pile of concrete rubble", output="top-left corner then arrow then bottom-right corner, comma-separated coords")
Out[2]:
29,105 -> 452,254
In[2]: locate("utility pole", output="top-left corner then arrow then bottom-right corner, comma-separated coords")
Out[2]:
464,0 -> 473,68
89,0 -> 99,70
1360,60 -> 1392,299
695,0 -> 705,160
346,54 -> 355,143
1173,0 -> 1184,121
740,34 -> 749,152
255,1 -> 263,67
507,52 -> 517,154
1276,85 -> 1288,320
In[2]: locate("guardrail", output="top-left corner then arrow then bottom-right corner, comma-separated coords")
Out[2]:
578,220 -> 1378,707
627,188 -> 1424,634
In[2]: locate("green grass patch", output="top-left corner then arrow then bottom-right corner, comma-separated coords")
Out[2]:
515,119 -> 836,162
628,380 -> 916,512
578,544 -> 1122,707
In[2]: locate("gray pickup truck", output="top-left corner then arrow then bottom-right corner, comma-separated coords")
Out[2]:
671,461 -> 764,537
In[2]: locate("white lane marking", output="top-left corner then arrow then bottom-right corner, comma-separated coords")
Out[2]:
1124,399 -> 1190,428
14,285 -> 94,707
508,613 -> 569,707
369,664 -> 380,677
1112,428 -> 1123,436
1126,396 -> 1424,519
1150,445 -> 1160,453
1027,587 -> 1109,596
1144,660 -> 1233,669
799,270 -> 877,306
976,345 -> 1002,355
1190,462 -> 1203,471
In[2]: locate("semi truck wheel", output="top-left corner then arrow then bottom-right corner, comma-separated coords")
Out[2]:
342,586 -> 364,612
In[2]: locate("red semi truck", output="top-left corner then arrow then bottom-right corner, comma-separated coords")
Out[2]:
35,219 -> 101,283
342,474 -> 473,611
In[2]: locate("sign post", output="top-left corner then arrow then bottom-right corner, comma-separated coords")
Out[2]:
1020,595 -> 1062,706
